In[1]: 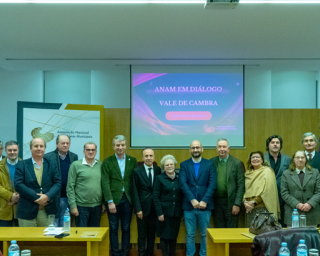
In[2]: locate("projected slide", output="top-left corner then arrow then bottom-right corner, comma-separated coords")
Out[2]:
131,66 -> 244,148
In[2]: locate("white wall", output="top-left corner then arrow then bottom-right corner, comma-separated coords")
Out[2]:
245,69 -> 272,109
0,70 -> 43,143
91,67 -> 131,108
271,71 -> 317,109
0,67 -> 319,146
44,71 -> 91,104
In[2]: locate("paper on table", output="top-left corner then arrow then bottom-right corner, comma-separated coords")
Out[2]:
44,229 -> 65,236
44,227 -> 63,232
80,231 -> 98,238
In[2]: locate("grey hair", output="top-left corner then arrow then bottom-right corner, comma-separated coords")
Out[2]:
84,142 -> 97,150
302,132 -> 318,146
0,141 -> 3,149
5,141 -> 19,150
56,134 -> 71,144
29,138 -> 46,149
112,135 -> 126,146
160,154 -> 177,169
217,138 -> 229,147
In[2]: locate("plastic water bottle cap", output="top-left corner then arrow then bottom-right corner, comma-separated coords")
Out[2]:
294,209 -> 297,211
300,240 -> 305,243
11,240 -> 17,244
281,242 -> 287,246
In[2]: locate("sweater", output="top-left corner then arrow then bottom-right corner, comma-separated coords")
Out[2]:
66,159 -> 102,209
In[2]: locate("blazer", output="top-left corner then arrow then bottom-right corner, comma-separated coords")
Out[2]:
264,153 -> 291,205
44,149 -> 78,216
101,154 -> 137,205
308,151 -> 320,172
179,157 -> 217,211
211,155 -> 245,209
153,172 -> 183,218
131,164 -> 161,216
281,168 -> 320,226
14,157 -> 61,220
0,157 -> 22,220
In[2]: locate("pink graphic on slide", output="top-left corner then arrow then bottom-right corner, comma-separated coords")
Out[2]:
132,73 -> 167,87
166,111 -> 212,121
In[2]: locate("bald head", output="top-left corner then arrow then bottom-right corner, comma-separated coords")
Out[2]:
189,140 -> 203,159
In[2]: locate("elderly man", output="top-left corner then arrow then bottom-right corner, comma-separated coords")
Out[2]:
264,135 -> 291,225
0,141 -> 5,160
67,142 -> 104,227
179,140 -> 217,256
14,138 -> 61,227
131,148 -> 161,256
211,138 -> 245,228
302,132 -> 320,171
102,135 -> 137,256
0,141 -> 21,226
45,134 -> 78,227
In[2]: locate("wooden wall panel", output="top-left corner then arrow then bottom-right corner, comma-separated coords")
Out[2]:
103,109 -> 320,167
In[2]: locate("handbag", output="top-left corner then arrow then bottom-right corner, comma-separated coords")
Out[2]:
249,211 -> 282,235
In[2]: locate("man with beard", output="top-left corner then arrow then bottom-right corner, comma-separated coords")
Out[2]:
264,135 -> 290,225
45,134 -> 78,227
0,141 -> 21,226
131,148 -> 161,256
211,138 -> 245,228
179,140 -> 217,256
302,132 -> 320,171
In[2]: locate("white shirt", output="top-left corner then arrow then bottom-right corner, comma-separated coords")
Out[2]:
296,167 -> 306,175
7,158 -> 18,165
144,163 -> 154,185
82,157 -> 97,168
192,157 -> 202,163
305,150 -> 315,160
32,158 -> 43,169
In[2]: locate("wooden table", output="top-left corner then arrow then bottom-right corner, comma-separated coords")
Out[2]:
0,227 -> 109,256
207,228 -> 253,256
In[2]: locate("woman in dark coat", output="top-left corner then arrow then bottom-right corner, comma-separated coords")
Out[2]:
281,150 -> 320,227
153,154 -> 183,256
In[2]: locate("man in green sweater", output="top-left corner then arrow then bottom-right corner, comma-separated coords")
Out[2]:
67,142 -> 105,227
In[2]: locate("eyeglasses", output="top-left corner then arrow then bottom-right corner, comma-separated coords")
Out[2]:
251,156 -> 261,159
85,149 -> 96,152
190,147 -> 201,150
295,157 -> 305,160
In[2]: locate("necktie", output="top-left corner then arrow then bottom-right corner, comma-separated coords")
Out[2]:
298,170 -> 305,186
148,168 -> 152,185
308,154 -> 312,160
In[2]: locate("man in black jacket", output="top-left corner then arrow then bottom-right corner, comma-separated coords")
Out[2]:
302,132 -> 320,172
131,148 -> 161,256
45,135 -> 78,226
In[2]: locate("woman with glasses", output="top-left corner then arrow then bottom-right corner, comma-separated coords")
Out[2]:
281,150 -> 320,227
153,155 -> 183,256
243,151 -> 280,227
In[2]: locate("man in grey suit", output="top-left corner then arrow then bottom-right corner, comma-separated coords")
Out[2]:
302,132 -> 320,172
264,134 -> 290,226
211,138 -> 245,228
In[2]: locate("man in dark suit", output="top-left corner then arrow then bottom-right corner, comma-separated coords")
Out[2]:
302,132 -> 320,172
211,138 -> 245,228
14,138 -> 61,227
102,135 -> 137,256
264,134 -> 291,225
131,148 -> 161,256
45,134 -> 78,227
179,140 -> 217,256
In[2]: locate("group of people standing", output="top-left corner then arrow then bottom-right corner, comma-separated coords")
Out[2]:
1,132 -> 320,256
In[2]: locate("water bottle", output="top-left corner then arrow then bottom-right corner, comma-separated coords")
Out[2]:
63,208 -> 70,233
297,239 -> 308,256
292,209 -> 299,228
8,240 -> 20,256
279,242 -> 290,256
